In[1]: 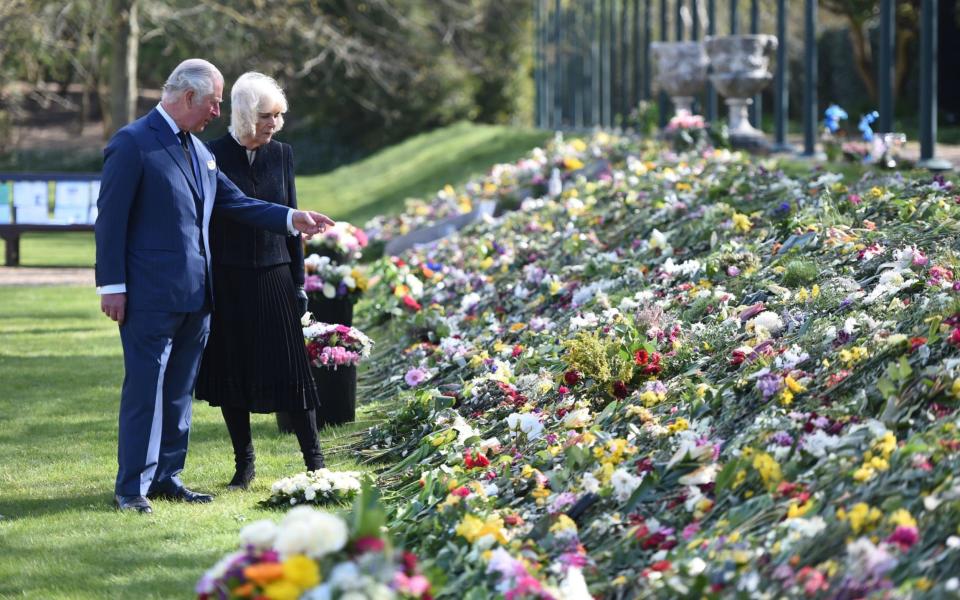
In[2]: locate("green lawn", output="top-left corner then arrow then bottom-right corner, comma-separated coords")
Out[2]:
0,286 -> 379,599
11,121 -> 548,268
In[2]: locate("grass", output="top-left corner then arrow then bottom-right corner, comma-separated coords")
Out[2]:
0,285 -> 381,599
8,121 -> 548,268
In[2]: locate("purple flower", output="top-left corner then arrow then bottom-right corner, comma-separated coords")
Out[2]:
757,373 -> 782,399
771,431 -> 793,446
549,492 -> 577,514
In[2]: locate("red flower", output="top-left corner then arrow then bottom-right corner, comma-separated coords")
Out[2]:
451,485 -> 471,497
564,370 -> 581,386
504,514 -> 524,526
634,349 -> 649,365
352,536 -> 386,554
650,560 -> 672,572
949,328 -> 960,347
512,344 -> 523,358
402,295 -> 422,312
401,551 -> 418,575
557,385 -> 570,395
909,337 -> 927,352
463,450 -> 490,470
612,381 -> 629,399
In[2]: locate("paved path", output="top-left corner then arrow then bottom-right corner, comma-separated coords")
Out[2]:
0,267 -> 94,287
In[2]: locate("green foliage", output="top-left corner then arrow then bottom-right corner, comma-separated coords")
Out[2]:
563,331 -> 634,388
782,259 -> 821,287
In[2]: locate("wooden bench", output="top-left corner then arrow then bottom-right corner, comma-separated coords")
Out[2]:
0,172 -> 100,266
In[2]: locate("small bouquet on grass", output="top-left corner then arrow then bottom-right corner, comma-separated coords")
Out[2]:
305,221 -> 368,262
303,254 -> 367,303
263,468 -> 365,507
663,111 -> 726,153
303,319 -> 373,370
197,484 -> 433,600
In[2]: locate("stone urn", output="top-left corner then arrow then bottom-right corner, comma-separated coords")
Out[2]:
650,41 -> 709,118
704,35 -> 778,143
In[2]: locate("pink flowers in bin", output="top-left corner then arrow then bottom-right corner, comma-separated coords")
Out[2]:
303,319 -> 373,369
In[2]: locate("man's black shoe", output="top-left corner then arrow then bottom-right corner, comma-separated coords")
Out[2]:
114,494 -> 153,514
147,486 -> 214,503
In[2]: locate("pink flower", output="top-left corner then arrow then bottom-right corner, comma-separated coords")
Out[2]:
886,525 -> 919,550
393,572 -> 431,596
404,367 -> 430,387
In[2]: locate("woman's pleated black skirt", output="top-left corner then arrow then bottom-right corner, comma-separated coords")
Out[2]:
195,264 -> 320,414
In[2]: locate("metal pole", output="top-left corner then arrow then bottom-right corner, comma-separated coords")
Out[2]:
730,0 -> 738,34
706,0 -> 717,122
643,0 -> 652,100
572,4 -> 584,129
583,1 -> 594,127
692,0 -> 699,39
633,0 -> 642,109
802,0 -> 818,156
676,0 -> 684,40
620,0 -> 630,125
773,0 -> 790,150
603,0 -> 613,128
542,0 -> 553,130
534,0 -> 542,128
749,0 -> 761,128
554,0 -> 563,128
592,0 -> 602,126
918,0 -> 952,170
878,0 -> 894,133
659,0 -> 669,127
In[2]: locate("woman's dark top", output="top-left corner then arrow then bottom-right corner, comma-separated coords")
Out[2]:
207,134 -> 304,285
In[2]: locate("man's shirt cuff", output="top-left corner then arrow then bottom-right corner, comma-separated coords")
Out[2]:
97,284 -> 127,295
286,209 -> 299,236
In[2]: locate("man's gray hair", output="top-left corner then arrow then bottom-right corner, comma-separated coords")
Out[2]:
161,59 -> 223,103
228,72 -> 288,142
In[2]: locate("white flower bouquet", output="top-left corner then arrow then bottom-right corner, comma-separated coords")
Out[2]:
264,468 -> 365,507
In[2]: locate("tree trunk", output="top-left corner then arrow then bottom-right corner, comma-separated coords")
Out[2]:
107,0 -> 139,137
846,17 -> 878,103
893,28 -> 915,101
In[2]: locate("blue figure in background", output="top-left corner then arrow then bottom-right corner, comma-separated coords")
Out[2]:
859,111 -> 879,142
823,104 -> 848,134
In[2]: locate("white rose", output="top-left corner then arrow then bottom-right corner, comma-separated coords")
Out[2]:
610,468 -> 643,502
239,520 -> 278,550
562,408 -> 592,429
322,283 -> 337,299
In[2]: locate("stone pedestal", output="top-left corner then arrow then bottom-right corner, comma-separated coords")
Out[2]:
650,42 -> 709,123
705,35 -> 778,148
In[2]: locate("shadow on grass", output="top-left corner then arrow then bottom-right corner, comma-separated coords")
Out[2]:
0,492 -> 116,520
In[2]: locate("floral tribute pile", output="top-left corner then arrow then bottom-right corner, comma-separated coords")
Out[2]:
344,133 -> 960,598
198,485 -> 433,600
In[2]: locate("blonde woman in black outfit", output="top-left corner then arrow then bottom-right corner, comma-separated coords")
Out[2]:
195,72 -> 324,489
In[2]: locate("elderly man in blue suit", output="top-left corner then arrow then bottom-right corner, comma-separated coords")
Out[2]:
95,58 -> 334,514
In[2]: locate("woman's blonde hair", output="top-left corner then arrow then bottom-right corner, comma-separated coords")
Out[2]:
228,72 -> 288,141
